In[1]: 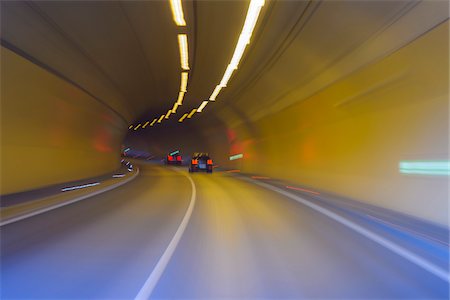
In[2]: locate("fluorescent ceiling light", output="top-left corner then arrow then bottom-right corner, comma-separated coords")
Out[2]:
197,101 -> 208,112
128,125 -> 133,129
169,0 -> 186,26
142,121 -> 150,128
150,118 -> 158,126
180,72 -> 188,92
187,108 -> 197,118
157,115 -> 165,123
134,124 -> 141,130
172,103 -> 179,113
177,91 -> 185,105
178,113 -> 189,122
165,110 -> 172,119
219,65 -> 235,87
209,85 -> 222,101
178,34 -> 189,70
208,0 -> 264,101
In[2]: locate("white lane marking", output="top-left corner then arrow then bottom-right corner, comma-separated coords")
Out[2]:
135,170 -> 196,299
113,174 -> 126,178
0,169 -> 140,227
245,178 -> 450,283
61,182 -> 100,192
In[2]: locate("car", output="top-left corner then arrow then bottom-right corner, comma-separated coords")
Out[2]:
189,153 -> 213,173
166,152 -> 182,165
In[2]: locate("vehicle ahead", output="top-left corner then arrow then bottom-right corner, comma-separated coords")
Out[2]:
189,153 -> 213,173
166,152 -> 182,165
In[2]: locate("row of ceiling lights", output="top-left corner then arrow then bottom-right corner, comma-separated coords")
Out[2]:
129,0 -> 265,131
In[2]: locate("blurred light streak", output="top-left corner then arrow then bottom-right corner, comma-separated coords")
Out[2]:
157,115 -> 165,123
229,153 -> 244,160
169,0 -> 186,26
150,118 -> 158,126
62,182 -> 100,192
142,121 -> 150,128
176,91 -> 185,105
128,125 -> 133,129
124,148 -> 130,152
208,0 -> 264,100
209,85 -> 222,101
134,124 -> 141,130
170,150 -> 180,155
286,186 -> 320,195
172,103 -> 179,113
180,72 -> 188,92
187,109 -> 197,118
112,174 -> 126,178
178,113 -> 188,122
399,161 -> 449,175
197,101 -> 208,112
227,169 -> 241,173
178,34 -> 189,70
219,67 -> 234,87
252,176 -> 270,179
165,110 -> 172,119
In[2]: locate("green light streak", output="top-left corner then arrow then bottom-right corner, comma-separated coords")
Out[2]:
229,153 -> 243,161
170,150 -> 180,156
399,161 -> 449,176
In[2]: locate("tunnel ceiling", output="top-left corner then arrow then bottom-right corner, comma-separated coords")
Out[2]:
1,0 -> 448,134
1,0 -> 248,124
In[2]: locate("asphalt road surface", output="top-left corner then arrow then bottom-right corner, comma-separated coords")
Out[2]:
1,162 -> 448,299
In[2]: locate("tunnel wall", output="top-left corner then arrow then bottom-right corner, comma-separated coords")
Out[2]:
206,21 -> 448,225
1,47 -> 126,195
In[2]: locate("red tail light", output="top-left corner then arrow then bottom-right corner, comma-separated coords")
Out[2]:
207,159 -> 213,165
191,159 -> 198,165
168,155 -> 173,161
177,156 -> 182,161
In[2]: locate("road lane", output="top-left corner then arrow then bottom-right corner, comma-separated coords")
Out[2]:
1,162 -> 447,299
1,164 -> 192,299
152,169 -> 448,299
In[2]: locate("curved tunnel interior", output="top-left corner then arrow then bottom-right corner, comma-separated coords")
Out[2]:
1,0 -> 449,298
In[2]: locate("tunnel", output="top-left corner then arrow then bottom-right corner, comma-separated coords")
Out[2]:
1,0 -> 449,298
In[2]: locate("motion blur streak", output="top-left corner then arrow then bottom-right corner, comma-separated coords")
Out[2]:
399,161 -> 450,175
251,176 -> 270,180
229,153 -> 244,161
285,185 -> 320,195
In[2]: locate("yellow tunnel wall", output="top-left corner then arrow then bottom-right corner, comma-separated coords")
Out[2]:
206,21 -> 448,225
1,47 -> 126,195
